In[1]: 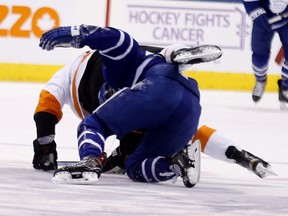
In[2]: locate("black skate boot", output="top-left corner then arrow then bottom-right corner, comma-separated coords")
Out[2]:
252,80 -> 267,102
225,146 -> 276,178
277,79 -> 288,110
102,146 -> 126,174
170,140 -> 201,188
52,153 -> 106,184
171,45 -> 223,65
102,131 -> 144,174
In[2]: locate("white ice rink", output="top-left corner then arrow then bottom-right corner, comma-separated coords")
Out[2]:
0,82 -> 288,216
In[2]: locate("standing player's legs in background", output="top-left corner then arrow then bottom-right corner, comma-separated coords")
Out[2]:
277,26 -> 288,108
251,25 -> 274,102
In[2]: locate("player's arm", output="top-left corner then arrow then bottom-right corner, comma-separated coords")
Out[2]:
39,25 -> 137,52
33,90 -> 63,171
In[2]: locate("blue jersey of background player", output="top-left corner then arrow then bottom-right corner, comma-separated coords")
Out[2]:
243,0 -> 288,103
40,25 -> 201,187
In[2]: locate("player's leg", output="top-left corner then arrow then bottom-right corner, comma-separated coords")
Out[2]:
195,125 -> 276,178
125,138 -> 202,188
104,124 -> 276,179
123,76 -> 201,187
251,25 -> 274,102
125,135 -> 201,188
277,27 -> 288,109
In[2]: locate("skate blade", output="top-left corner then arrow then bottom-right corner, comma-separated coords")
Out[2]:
255,163 -> 277,178
174,49 -> 223,62
51,171 -> 99,185
191,140 -> 201,184
185,140 -> 201,187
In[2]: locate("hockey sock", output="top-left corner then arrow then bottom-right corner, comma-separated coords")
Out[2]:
126,157 -> 176,183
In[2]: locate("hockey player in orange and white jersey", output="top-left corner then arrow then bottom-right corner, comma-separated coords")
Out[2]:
33,36 -> 274,182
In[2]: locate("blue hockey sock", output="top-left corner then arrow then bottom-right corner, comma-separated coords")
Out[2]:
126,157 -> 176,183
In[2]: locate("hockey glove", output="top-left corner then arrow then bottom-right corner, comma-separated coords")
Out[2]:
250,8 -> 271,32
32,139 -> 58,171
39,25 -> 99,51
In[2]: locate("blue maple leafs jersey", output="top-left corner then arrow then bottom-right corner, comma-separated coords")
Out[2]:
80,27 -> 165,89
243,0 -> 288,28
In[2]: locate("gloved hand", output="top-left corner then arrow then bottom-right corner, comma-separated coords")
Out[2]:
39,25 -> 99,51
32,139 -> 58,171
251,8 -> 271,32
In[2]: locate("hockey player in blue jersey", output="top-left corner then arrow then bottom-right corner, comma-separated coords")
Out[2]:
243,0 -> 288,108
39,25 -> 204,187
32,47 -> 275,181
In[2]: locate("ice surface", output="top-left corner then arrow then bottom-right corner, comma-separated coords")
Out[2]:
0,82 -> 287,216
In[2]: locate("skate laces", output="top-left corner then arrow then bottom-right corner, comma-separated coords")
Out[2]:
67,154 -> 106,169
64,157 -> 95,169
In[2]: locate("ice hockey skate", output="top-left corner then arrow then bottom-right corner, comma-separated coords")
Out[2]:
170,140 -> 201,188
52,154 -> 106,184
225,146 -> 276,178
277,79 -> 288,110
171,45 -> 223,65
252,80 -> 267,102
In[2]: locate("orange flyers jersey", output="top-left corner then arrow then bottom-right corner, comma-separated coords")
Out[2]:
35,51 -> 96,121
